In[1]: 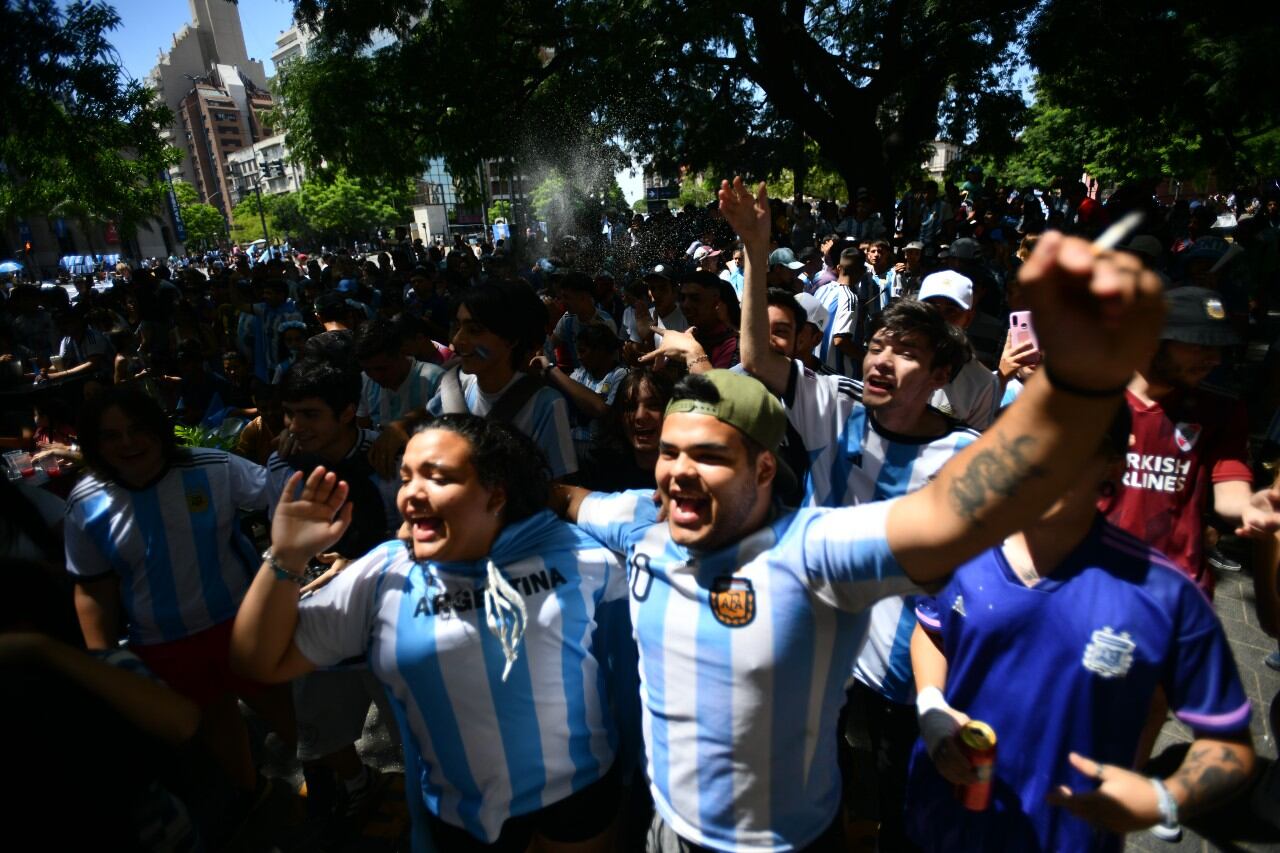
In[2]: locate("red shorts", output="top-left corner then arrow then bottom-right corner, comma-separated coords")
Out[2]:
131,619 -> 265,707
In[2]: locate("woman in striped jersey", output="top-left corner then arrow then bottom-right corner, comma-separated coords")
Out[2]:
232,414 -> 634,852
64,385 -> 286,811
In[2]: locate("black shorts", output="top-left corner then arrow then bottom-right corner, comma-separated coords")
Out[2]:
427,761 -> 621,852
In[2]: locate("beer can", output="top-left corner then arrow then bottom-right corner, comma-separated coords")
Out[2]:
955,720 -> 997,811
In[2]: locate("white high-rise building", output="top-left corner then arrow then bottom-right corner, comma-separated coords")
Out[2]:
146,0 -> 269,188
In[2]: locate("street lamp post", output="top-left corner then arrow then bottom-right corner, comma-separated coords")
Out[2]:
253,158 -> 272,259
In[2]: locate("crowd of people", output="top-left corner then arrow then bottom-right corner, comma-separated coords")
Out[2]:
2,170 -> 1280,853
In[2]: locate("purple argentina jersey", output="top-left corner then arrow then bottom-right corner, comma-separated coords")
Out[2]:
905,517 -> 1249,853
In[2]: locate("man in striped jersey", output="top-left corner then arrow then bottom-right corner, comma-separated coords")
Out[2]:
354,317 -> 444,428
270,357 -> 401,827
734,196 -> 979,846
811,247 -> 868,379
553,176 -> 1167,852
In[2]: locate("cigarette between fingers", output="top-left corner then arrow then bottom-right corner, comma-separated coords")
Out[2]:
1091,211 -> 1144,253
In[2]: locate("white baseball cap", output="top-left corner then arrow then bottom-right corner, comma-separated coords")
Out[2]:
917,271 -> 974,310
794,292 -> 829,330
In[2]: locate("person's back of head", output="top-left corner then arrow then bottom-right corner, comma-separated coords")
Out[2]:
353,317 -> 405,363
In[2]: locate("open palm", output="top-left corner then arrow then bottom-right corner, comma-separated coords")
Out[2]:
718,177 -> 771,246
271,466 -> 353,565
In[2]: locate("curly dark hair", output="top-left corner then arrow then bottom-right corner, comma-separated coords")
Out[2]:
409,414 -> 550,524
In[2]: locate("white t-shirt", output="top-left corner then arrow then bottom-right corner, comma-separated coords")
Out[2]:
930,358 -> 997,430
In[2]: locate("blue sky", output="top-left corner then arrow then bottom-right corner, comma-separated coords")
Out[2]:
105,0 -> 297,83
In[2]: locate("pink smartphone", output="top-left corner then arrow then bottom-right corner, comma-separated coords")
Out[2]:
1009,311 -> 1039,352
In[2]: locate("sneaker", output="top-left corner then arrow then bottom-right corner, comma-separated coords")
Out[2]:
1207,546 -> 1242,573
1266,650 -> 1280,672
1148,822 -> 1183,842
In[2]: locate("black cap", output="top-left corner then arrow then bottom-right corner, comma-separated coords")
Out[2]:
1160,286 -> 1240,347
643,264 -> 673,282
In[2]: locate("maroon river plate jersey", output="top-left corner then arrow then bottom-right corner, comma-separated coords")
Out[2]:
1105,388 -> 1250,596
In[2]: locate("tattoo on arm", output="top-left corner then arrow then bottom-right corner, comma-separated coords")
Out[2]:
1168,744 -> 1250,814
948,434 -> 1046,523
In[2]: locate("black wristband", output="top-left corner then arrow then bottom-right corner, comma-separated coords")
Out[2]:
1042,362 -> 1129,398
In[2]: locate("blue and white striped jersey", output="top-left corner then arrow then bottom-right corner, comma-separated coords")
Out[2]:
553,308 -> 619,369
780,360 -> 977,704
812,282 -> 859,379
357,358 -> 445,427
997,376 -> 1024,412
427,372 -> 578,479
293,511 -> 629,846
577,490 -> 916,852
64,449 -> 270,645
783,360 -> 978,509
568,365 -> 628,442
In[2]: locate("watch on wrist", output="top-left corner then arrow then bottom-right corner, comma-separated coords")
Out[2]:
262,547 -> 305,585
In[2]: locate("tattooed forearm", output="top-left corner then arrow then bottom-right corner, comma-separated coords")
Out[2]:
948,434 -> 1047,522
1167,742 -> 1253,815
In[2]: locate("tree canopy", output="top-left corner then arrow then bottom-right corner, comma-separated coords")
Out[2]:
0,0 -> 178,234
227,172 -> 412,246
1024,0 -> 1280,186
171,180 -> 225,247
282,0 -> 1031,208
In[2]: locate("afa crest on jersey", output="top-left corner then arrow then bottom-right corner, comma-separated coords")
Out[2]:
1082,626 -> 1135,678
1174,422 -> 1202,453
185,489 -> 210,513
710,576 -> 756,627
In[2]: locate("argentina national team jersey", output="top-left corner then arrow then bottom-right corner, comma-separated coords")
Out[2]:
292,511 -> 628,846
568,364 -> 628,442
812,282 -> 859,379
577,490 -> 917,851
427,372 -> 578,479
782,357 -> 978,701
64,449 -> 270,645
783,359 -> 979,509
905,518 -> 1251,853
358,359 -> 445,427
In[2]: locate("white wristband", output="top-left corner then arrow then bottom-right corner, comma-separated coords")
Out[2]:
1149,777 -> 1179,828
916,686 -> 958,758
916,685 -> 950,718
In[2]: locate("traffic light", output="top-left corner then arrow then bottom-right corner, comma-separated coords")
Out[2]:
24,241 -> 32,254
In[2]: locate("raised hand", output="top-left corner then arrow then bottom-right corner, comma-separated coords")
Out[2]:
1018,232 -> 1164,393
1238,485 -> 1280,539
637,327 -> 710,373
999,336 -> 1041,382
718,177 -> 771,247
270,467 -> 353,567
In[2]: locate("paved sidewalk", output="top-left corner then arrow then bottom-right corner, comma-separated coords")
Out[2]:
1124,560 -> 1280,853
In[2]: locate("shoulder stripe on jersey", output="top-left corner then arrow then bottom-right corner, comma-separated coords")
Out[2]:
67,477 -> 107,502
1174,701 -> 1250,731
